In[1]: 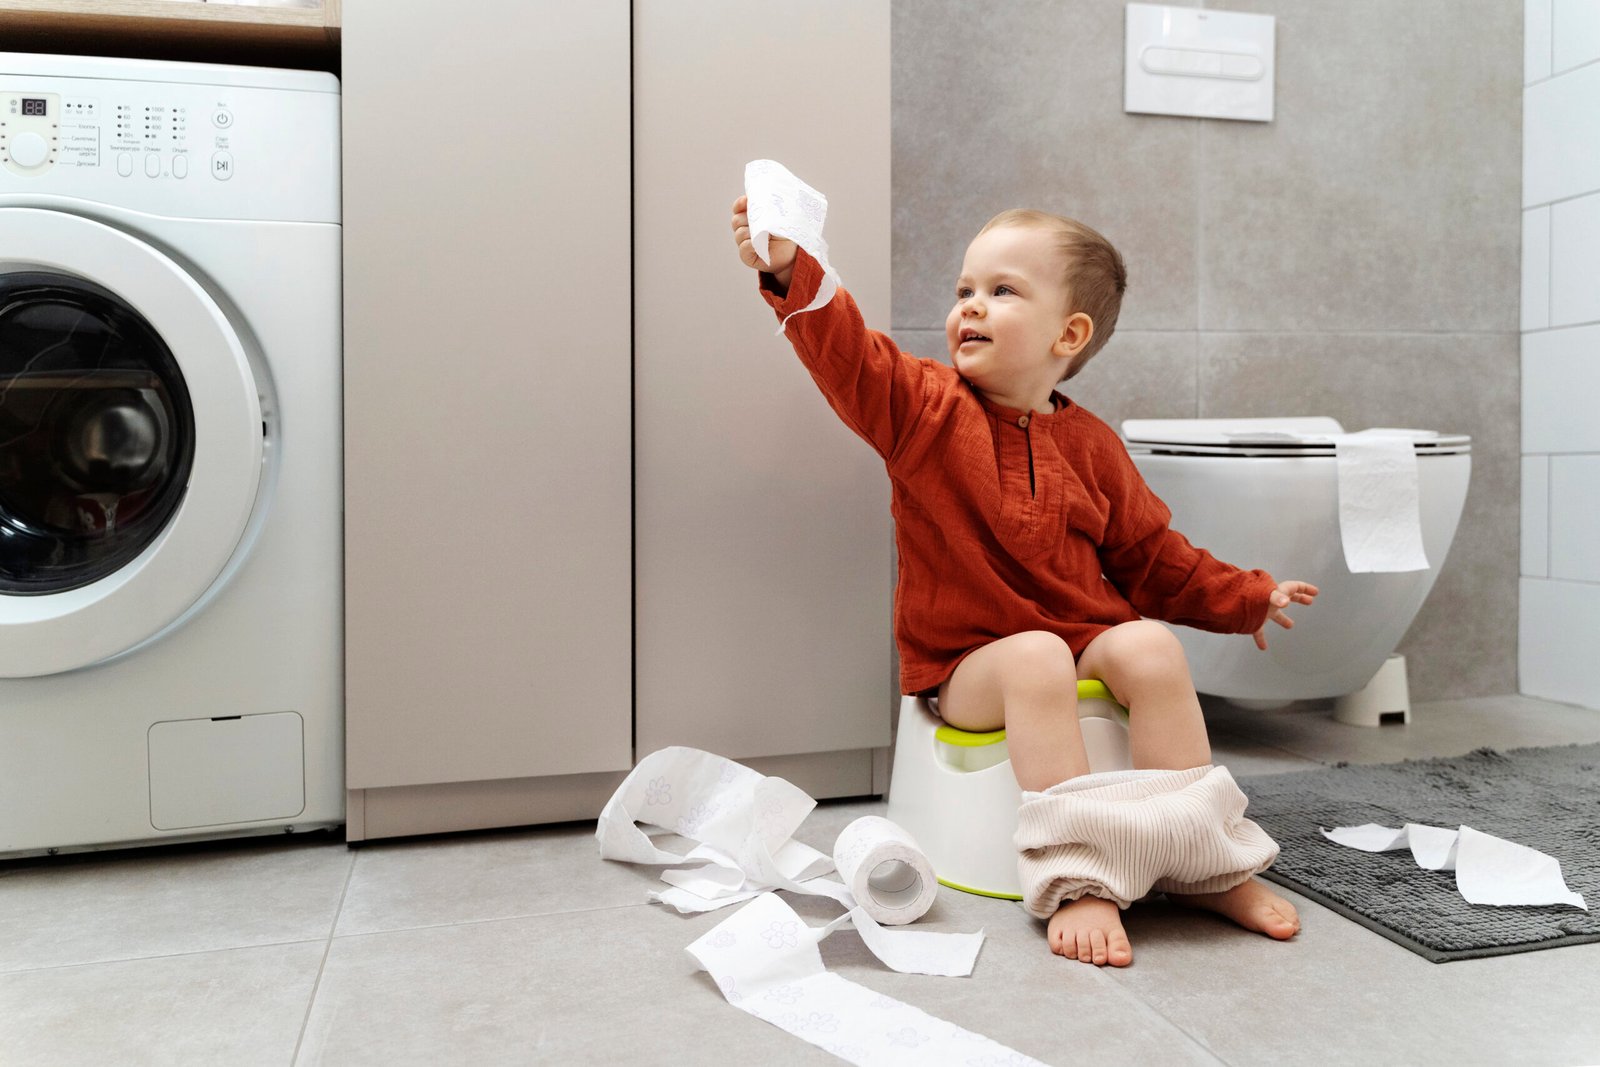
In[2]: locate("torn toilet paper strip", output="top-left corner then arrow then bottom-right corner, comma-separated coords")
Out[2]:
686,892 -> 1049,1067
1334,429 -> 1430,573
744,158 -> 840,331
596,746 -> 984,972
1321,823 -> 1587,909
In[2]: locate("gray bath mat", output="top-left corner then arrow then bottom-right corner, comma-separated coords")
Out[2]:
1237,743 -> 1599,963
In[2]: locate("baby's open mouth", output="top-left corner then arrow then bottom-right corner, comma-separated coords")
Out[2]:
959,329 -> 990,344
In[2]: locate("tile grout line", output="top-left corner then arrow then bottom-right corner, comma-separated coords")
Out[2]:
1090,965 -> 1233,1067
291,847 -> 358,1065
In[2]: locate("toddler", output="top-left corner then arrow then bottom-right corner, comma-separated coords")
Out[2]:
731,195 -> 1316,967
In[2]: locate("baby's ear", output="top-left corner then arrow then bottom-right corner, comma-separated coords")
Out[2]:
1055,311 -> 1094,358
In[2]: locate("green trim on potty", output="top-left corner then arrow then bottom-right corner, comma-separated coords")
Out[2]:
937,876 -> 1023,901
933,679 -> 1127,747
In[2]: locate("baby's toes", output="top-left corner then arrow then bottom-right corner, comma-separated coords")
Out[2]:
1106,927 -> 1133,967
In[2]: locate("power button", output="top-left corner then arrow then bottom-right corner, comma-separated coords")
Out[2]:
212,109 -> 233,129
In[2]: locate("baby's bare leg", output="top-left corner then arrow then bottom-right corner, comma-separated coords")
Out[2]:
1075,620 -> 1209,770
1076,620 -> 1299,940
940,633 -> 1131,966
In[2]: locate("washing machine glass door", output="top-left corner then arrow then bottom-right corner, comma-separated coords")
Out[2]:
0,209 -> 263,677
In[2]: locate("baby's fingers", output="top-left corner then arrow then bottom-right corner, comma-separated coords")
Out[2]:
1271,609 -> 1295,630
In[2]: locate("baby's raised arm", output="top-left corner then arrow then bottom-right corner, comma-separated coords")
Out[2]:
730,195 -> 797,293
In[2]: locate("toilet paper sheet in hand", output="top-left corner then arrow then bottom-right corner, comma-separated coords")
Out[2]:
1322,822 -> 1587,909
744,159 -> 841,331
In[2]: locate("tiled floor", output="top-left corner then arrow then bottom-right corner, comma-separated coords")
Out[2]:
5,694 -> 1600,1066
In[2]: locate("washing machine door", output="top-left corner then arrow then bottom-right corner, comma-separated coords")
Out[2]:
0,208 -> 263,677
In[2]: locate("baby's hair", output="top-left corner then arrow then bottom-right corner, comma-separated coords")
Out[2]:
979,209 -> 1127,380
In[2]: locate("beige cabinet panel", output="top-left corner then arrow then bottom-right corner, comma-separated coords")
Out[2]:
343,0 -> 632,789
634,0 -> 894,761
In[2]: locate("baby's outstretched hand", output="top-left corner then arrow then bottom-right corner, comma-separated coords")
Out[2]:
1252,580 -> 1319,650
731,195 -> 797,291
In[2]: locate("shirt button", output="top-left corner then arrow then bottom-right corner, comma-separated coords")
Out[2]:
1017,415 -> 1030,428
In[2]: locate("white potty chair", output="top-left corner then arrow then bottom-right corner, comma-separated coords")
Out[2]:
886,680 -> 1132,900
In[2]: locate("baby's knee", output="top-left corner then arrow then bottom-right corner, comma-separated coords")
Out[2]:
999,631 -> 1077,694
1119,620 -> 1188,670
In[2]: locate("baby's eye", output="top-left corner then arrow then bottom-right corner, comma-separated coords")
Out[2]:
956,286 -> 973,299
994,285 -> 1016,296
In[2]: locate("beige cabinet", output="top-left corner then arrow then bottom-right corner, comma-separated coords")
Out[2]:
342,0 -> 891,840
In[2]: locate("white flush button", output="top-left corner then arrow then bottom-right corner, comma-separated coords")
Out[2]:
7,131 -> 49,168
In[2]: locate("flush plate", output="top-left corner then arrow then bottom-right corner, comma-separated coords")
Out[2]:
1125,3 -> 1276,122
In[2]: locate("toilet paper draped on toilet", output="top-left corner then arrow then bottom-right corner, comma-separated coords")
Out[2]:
1333,429 -> 1433,573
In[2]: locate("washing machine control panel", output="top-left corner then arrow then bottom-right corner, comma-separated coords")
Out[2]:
0,72 -> 338,223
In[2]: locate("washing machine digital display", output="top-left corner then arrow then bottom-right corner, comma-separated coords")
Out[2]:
21,98 -> 47,117
0,272 -> 196,595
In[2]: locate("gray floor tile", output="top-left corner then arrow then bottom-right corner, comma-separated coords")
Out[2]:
337,821 -> 676,936
1106,887 -> 1600,1067
301,905 -> 840,1066
1203,694 -> 1600,767
0,940 -> 325,1067
0,838 -> 352,971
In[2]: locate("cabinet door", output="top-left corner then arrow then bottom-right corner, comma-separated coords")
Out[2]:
343,0 -> 632,788
633,0 -> 894,760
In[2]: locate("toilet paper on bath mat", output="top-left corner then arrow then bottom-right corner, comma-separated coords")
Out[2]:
1322,822 -> 1587,910
1334,428 -> 1430,573
744,159 -> 840,331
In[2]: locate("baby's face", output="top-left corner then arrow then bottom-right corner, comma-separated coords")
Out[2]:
945,225 -> 1074,404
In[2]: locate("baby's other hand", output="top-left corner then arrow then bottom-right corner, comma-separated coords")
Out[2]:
731,195 -> 797,290
1252,580 -> 1319,650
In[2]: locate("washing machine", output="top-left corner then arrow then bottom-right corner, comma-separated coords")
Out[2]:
0,53 -> 343,857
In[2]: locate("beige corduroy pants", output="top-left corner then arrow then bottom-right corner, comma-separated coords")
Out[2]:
1014,765 -> 1279,919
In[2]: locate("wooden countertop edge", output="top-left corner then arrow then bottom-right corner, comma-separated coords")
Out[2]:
0,1 -> 340,49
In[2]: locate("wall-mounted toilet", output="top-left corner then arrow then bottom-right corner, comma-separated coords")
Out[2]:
1122,417 -> 1470,708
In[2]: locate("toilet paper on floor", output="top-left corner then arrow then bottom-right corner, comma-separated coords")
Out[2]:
744,159 -> 841,332
687,893 -> 1049,1067
1334,429 -> 1432,573
598,747 -> 1035,1066
596,746 -> 980,960
1322,822 -> 1587,909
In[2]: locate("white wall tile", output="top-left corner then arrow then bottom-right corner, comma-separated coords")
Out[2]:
1529,0 -> 1554,82
1523,206 -> 1552,330
1523,455 -> 1551,576
1549,454 -> 1600,579
1551,191 -> 1600,326
1524,61 -> 1600,206
1523,323 -> 1600,452
1554,0 -> 1600,72
1520,577 -> 1600,708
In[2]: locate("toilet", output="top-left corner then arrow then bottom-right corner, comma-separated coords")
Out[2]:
1121,417 -> 1470,708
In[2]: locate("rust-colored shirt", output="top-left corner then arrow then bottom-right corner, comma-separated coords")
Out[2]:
762,251 -> 1277,695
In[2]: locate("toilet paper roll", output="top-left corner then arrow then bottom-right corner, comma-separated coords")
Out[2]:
744,158 -> 841,331
831,816 -> 938,927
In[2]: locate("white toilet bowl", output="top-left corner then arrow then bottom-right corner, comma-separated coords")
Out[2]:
1122,417 -> 1470,703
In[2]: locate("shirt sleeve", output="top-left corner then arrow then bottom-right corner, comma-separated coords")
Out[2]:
758,249 -> 927,462
1093,432 -> 1277,634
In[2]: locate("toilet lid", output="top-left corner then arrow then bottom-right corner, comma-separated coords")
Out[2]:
1121,418 -> 1471,457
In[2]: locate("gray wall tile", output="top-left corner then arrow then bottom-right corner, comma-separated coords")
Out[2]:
1200,0 -> 1522,332
892,0 -> 1201,332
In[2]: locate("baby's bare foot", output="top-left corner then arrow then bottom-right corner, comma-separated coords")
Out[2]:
1046,895 -> 1133,967
1168,877 -> 1300,940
